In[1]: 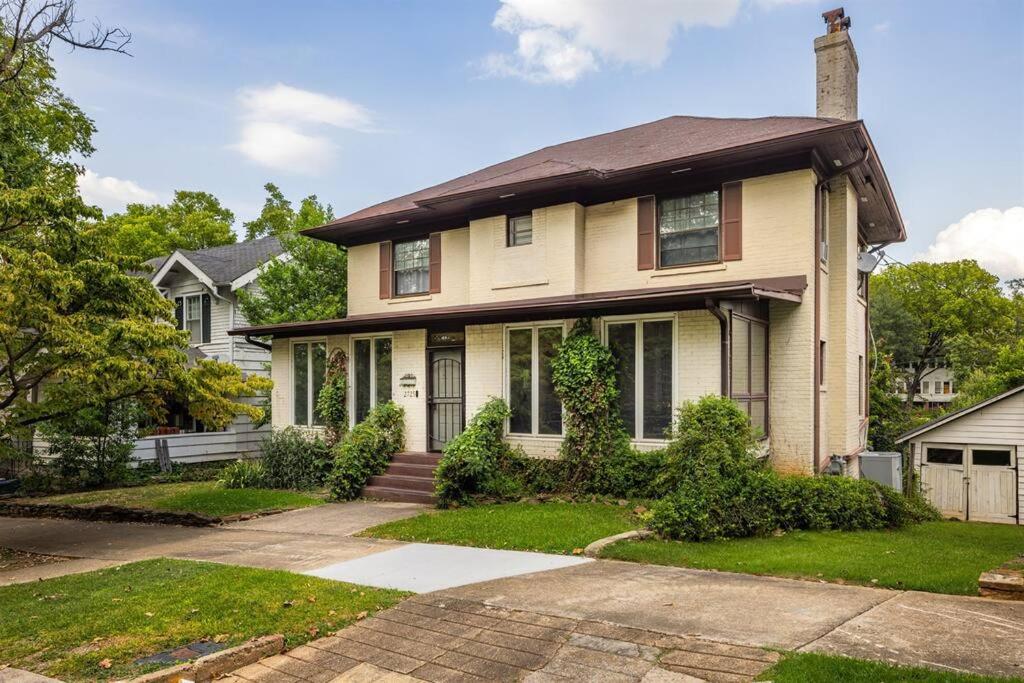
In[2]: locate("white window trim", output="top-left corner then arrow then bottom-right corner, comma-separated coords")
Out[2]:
601,313 -> 678,443
183,293 -> 204,345
349,334 -> 393,427
819,185 -> 830,264
503,321 -> 566,438
923,442 -> 966,466
290,338 -> 327,427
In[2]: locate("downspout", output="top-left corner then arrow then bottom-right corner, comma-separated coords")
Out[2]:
814,146 -> 872,472
244,334 -> 273,352
705,298 -> 730,396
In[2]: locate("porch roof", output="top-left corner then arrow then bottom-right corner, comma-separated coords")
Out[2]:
227,275 -> 806,339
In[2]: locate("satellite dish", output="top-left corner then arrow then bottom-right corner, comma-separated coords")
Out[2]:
857,250 -> 882,274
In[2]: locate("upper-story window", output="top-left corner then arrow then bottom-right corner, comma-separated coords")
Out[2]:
658,191 -> 720,267
394,238 -> 430,295
174,293 -> 210,345
819,185 -> 830,263
507,214 -> 533,247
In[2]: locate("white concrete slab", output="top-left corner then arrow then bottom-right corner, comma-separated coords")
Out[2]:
304,542 -> 592,593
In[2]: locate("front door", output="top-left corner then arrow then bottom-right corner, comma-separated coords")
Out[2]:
428,347 -> 464,452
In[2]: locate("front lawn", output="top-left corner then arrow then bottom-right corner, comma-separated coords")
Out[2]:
760,652 -> 1014,682
602,520 -> 1024,595
362,502 -> 640,554
0,558 -> 407,682
22,481 -> 324,517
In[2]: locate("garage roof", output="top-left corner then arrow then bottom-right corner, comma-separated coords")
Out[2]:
895,384 -> 1024,443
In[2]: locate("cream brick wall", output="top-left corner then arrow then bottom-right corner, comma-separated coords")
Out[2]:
391,329 -> 426,452
826,178 -> 867,462
465,323 -> 503,419
348,228 -> 470,316
677,310 -> 721,403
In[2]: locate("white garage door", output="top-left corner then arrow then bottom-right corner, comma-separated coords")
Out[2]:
921,443 -> 1017,524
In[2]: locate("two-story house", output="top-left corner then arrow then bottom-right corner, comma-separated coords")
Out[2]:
231,11 -> 905,498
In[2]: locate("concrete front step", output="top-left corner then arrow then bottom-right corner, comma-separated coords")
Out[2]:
385,462 -> 437,478
361,485 -> 436,504
391,452 -> 442,466
367,474 -> 435,493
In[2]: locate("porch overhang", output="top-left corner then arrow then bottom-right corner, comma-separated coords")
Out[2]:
228,275 -> 806,339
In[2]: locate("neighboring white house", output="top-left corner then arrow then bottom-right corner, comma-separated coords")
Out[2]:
897,360 -> 957,408
36,237 -> 285,466
898,384 -> 1023,525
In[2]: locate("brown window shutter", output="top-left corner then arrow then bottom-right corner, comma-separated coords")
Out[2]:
637,195 -> 656,270
378,241 -> 392,299
722,181 -> 742,261
428,233 -> 441,294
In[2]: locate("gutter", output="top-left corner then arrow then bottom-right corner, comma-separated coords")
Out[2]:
705,299 -> 730,396
813,146 -> 872,472
244,334 -> 273,352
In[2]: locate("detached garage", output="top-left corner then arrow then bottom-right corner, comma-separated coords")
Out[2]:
898,384 -> 1023,525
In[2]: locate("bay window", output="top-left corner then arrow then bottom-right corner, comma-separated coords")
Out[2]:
293,341 -> 326,427
605,318 -> 674,440
658,191 -> 720,267
731,314 -> 768,437
507,324 -> 563,435
353,336 -> 393,424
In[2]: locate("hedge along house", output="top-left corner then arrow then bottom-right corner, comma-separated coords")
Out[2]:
230,9 -> 905,500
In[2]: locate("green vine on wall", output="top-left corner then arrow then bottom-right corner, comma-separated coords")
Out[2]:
551,318 -> 630,489
316,349 -> 349,445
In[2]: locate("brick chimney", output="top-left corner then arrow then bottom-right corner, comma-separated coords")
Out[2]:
814,7 -> 858,120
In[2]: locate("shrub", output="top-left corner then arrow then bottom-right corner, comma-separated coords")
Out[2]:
43,400 -> 145,489
328,402 -> 405,500
591,446 -> 670,499
260,427 -> 332,490
551,319 -> 631,490
647,396 -> 940,541
219,459 -> 266,489
435,398 -> 522,507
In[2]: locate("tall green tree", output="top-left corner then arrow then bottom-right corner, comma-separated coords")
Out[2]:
0,4 -> 266,462
242,182 -> 292,240
99,190 -> 236,262
237,187 -> 347,326
870,260 -> 1014,407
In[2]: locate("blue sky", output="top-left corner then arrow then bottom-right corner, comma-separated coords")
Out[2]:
60,0 -> 1023,279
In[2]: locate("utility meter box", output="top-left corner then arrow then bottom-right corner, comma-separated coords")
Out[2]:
859,451 -> 903,492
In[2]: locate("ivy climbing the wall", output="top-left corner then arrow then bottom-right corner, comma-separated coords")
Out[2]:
550,318 -> 632,489
316,349 -> 349,446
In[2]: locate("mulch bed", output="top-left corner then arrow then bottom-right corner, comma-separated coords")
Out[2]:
0,501 -> 285,527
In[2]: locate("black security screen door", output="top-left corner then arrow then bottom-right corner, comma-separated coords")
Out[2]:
428,348 -> 464,452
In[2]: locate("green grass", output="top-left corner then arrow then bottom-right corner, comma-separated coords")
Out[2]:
363,502 -> 640,554
760,652 -> 1017,682
25,482 -> 324,517
602,521 -> 1024,595
0,558 -> 407,682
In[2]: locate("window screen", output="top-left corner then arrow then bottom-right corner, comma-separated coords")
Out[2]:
972,449 -> 1011,467
508,214 -> 533,246
926,447 -> 963,465
394,239 -> 430,295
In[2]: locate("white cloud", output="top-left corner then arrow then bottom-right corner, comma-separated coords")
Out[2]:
77,169 -> 160,215
237,83 -> 372,131
915,207 -> 1024,281
230,122 -> 335,174
479,0 -> 743,83
873,20 -> 892,33
230,83 -> 372,173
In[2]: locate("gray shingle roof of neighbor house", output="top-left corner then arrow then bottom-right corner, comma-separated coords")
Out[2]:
303,115 -> 905,246
895,383 -> 1024,443
149,236 -> 285,285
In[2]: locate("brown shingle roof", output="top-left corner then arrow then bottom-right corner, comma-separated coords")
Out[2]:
331,116 -> 846,225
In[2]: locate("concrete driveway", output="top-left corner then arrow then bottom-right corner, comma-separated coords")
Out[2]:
0,501 -> 424,583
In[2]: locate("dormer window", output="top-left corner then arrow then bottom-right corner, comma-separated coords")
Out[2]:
658,191 -> 720,267
394,238 -> 430,295
507,213 -> 533,247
